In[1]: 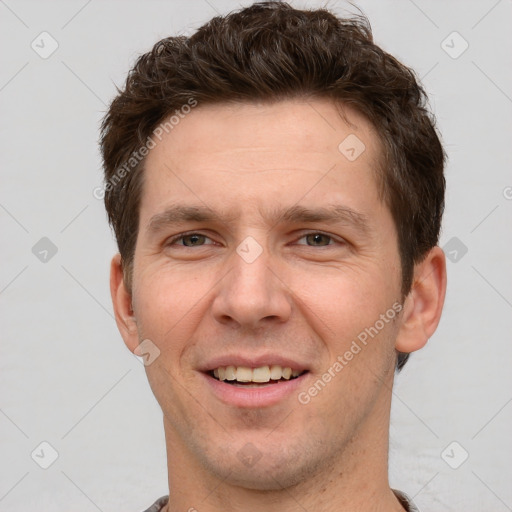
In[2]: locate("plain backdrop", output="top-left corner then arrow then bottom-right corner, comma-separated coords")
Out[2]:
1,1 -> 511,511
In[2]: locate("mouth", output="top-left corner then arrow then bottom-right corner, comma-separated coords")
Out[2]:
202,363 -> 310,408
208,365 -> 308,388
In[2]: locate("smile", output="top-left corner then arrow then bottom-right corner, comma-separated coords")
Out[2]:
203,366 -> 310,407
211,365 -> 306,386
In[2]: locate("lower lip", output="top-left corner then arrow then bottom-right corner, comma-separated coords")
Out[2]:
201,372 -> 309,408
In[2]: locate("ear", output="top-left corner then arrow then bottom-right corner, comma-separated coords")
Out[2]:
395,246 -> 447,353
110,254 -> 139,353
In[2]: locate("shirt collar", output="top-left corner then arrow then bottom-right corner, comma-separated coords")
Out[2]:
393,489 -> 420,511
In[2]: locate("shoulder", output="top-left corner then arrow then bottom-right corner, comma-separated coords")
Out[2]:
393,489 -> 421,512
140,495 -> 169,512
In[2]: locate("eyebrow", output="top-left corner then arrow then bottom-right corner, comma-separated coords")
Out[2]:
146,204 -> 370,235
274,204 -> 369,232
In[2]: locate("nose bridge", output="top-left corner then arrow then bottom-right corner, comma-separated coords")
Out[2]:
232,236 -> 271,293
212,234 -> 291,327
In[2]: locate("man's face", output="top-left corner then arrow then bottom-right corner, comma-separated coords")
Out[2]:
128,99 -> 404,488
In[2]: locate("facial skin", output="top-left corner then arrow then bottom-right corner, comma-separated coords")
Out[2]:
111,99 -> 446,512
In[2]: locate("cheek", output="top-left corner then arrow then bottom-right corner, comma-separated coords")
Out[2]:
134,268 -> 211,419
292,260 -> 401,354
293,266 -> 400,421
132,263 -> 213,347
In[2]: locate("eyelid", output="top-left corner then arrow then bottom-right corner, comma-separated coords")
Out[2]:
293,230 -> 344,246
166,231 -> 216,246
165,230 -> 346,247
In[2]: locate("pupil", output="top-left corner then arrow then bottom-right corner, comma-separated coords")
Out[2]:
184,234 -> 204,246
308,233 -> 329,246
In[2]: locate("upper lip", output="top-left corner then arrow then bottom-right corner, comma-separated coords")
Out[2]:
200,353 -> 310,373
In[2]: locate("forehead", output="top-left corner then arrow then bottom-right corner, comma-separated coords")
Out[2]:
148,98 -> 380,165
140,98 -> 385,220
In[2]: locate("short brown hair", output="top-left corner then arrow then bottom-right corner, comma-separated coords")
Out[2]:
100,1 -> 445,370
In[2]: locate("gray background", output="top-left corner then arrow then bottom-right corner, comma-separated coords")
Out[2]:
1,0 -> 511,510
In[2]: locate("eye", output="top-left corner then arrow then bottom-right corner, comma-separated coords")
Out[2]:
296,232 -> 336,247
168,233 -> 214,247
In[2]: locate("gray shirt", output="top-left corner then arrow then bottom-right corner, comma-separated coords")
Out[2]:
141,490 -> 419,511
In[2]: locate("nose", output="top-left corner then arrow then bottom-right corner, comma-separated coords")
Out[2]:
211,241 -> 292,330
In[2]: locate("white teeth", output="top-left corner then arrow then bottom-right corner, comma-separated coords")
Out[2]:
236,366 -> 252,382
269,365 -> 283,380
225,365 -> 236,381
213,365 -> 303,383
252,366 -> 270,383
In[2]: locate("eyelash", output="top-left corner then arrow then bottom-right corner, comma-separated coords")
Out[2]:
166,231 -> 343,248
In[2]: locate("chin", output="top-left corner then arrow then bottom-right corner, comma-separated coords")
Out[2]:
213,460 -> 306,491
200,439 -> 326,491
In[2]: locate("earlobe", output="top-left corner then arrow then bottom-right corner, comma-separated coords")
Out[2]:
395,246 -> 447,354
110,254 -> 139,353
